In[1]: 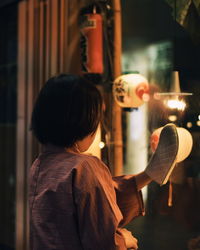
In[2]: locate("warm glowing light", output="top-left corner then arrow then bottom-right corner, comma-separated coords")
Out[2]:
186,122 -> 193,128
197,121 -> 200,127
142,93 -> 150,102
99,141 -> 105,149
198,115 -> 200,120
165,99 -> 186,111
168,115 -> 177,122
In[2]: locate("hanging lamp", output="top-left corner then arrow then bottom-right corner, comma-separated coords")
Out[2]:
155,71 -> 193,111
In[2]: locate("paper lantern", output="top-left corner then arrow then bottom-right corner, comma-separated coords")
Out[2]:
113,73 -> 149,108
150,126 -> 193,163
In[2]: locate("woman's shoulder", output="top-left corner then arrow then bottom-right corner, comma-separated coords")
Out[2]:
74,153 -> 107,171
72,154 -> 112,187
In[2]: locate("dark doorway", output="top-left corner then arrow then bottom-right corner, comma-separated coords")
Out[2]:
0,2 -> 17,250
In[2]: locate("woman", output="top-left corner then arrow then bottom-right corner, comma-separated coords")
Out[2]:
29,74 -> 178,250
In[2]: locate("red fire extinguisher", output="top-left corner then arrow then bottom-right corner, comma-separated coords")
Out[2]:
80,11 -> 104,74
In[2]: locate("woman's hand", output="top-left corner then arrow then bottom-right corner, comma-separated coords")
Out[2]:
120,228 -> 138,249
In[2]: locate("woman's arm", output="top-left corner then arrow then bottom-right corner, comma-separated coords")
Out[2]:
73,159 -> 127,250
112,174 -> 146,227
134,171 -> 152,191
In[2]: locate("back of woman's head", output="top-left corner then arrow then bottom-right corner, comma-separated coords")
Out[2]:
31,74 -> 103,147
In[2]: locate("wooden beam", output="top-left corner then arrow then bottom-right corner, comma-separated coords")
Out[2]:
50,0 -> 59,75
45,0 -> 51,79
111,0 -> 123,176
66,0 -> 81,73
16,1 -> 28,249
39,0 -> 45,87
59,0 -> 67,72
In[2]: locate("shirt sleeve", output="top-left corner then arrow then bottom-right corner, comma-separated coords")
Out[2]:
112,175 -> 145,227
73,159 -> 127,250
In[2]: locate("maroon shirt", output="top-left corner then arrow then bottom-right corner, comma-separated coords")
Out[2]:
29,145 -> 144,250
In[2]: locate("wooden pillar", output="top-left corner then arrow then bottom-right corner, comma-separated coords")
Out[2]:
16,2 -> 28,249
111,0 -> 123,176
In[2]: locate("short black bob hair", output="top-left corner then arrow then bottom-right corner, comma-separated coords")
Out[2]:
31,74 -> 103,148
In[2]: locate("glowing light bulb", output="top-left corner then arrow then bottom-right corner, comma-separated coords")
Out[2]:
186,122 -> 193,128
168,115 -> 177,122
165,99 -> 186,111
154,72 -> 192,112
99,141 -> 105,149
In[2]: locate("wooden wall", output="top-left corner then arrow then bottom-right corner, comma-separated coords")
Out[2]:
16,0 -> 83,249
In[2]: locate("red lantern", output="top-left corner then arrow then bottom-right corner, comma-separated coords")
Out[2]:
80,13 -> 103,74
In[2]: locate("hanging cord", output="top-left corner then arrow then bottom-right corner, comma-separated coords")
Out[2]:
168,178 -> 173,206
